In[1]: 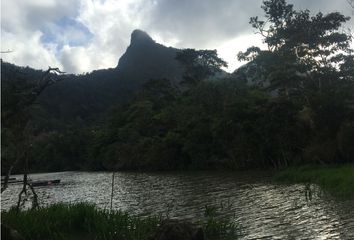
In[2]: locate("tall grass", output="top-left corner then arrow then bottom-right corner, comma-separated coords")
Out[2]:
274,164 -> 354,199
202,205 -> 239,240
2,203 -> 239,240
2,203 -> 159,240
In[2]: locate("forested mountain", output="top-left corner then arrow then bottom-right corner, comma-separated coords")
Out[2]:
2,0 -> 354,174
117,29 -> 184,84
1,29 -> 226,173
2,30 -> 184,131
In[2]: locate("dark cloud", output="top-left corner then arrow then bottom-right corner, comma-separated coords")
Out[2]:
144,0 -> 264,48
143,0 -> 353,49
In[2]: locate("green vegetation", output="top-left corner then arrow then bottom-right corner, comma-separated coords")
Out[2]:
2,0 -> 354,173
274,164 -> 354,198
2,203 -> 158,240
1,203 -> 238,240
203,205 -> 239,239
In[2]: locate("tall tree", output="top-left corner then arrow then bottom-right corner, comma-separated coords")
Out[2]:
238,0 -> 353,95
1,66 -> 65,211
176,49 -> 227,86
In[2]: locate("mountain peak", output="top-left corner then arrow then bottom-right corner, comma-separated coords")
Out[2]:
117,29 -> 183,84
130,29 -> 154,45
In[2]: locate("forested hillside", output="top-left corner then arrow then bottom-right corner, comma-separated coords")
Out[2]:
2,0 -> 354,173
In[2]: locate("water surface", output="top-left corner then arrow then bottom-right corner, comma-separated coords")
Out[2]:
1,171 -> 353,239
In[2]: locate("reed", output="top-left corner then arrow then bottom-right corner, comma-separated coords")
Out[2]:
274,164 -> 354,199
2,202 -> 239,240
203,205 -> 239,240
2,203 -> 159,240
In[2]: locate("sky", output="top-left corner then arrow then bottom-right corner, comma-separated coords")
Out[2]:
1,0 -> 353,74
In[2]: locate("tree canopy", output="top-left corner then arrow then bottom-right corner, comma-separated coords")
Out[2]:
2,0 -> 354,174
238,0 -> 353,95
176,49 -> 227,86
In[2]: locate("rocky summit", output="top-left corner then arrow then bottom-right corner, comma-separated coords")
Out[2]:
1,29 -> 185,127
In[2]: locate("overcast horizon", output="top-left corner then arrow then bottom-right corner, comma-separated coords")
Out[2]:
1,0 -> 353,74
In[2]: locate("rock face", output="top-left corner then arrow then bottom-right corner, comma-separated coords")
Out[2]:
117,29 -> 183,86
129,29 -> 155,46
24,29 -> 184,126
150,220 -> 205,240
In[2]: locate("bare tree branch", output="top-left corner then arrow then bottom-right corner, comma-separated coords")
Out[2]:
2,66 -> 66,125
1,50 -> 13,54
347,0 -> 354,14
110,172 -> 115,212
1,66 -> 66,199
16,127 -> 39,211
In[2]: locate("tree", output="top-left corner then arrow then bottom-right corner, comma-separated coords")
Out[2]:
1,65 -> 65,210
139,78 -> 179,108
238,0 -> 353,96
176,49 -> 227,86
2,66 -> 65,123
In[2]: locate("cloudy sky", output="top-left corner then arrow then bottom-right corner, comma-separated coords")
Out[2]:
1,0 -> 353,74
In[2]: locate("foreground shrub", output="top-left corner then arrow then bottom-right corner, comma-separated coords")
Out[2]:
1,203 -> 239,240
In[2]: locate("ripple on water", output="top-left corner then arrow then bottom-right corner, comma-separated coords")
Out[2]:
1,171 -> 353,239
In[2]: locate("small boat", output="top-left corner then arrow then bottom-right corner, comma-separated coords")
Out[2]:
31,179 -> 61,187
1,177 -> 16,182
1,177 -> 19,185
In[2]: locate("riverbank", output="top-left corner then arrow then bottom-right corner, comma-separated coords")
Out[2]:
274,164 -> 354,199
1,203 -> 238,240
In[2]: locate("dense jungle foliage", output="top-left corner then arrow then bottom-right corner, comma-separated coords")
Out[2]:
2,0 -> 354,173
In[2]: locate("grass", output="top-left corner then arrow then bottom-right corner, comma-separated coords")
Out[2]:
274,164 -> 354,199
202,205 -> 239,240
1,203 -> 239,240
2,203 -> 159,240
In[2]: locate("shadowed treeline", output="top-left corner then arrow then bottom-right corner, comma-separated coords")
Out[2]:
1,0 -> 354,173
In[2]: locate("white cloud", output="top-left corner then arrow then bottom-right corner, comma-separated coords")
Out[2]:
1,30 -> 62,70
60,45 -> 91,73
1,0 -> 353,74
217,33 -> 266,72
1,0 -> 78,70
67,0 -> 149,72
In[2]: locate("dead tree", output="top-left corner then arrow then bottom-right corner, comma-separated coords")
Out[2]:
2,67 -> 65,210
348,0 -> 354,14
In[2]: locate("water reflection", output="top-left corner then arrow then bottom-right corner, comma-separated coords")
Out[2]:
1,171 -> 353,239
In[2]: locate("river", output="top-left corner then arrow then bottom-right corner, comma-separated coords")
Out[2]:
1,171 -> 353,239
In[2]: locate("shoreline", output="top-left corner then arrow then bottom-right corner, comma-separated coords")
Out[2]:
274,164 -> 354,199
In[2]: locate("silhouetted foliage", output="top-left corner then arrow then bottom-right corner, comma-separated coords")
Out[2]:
176,49 -> 227,86
239,0 -> 353,96
2,1 -> 354,173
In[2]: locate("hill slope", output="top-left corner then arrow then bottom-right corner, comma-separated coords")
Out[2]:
1,29 -> 184,130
